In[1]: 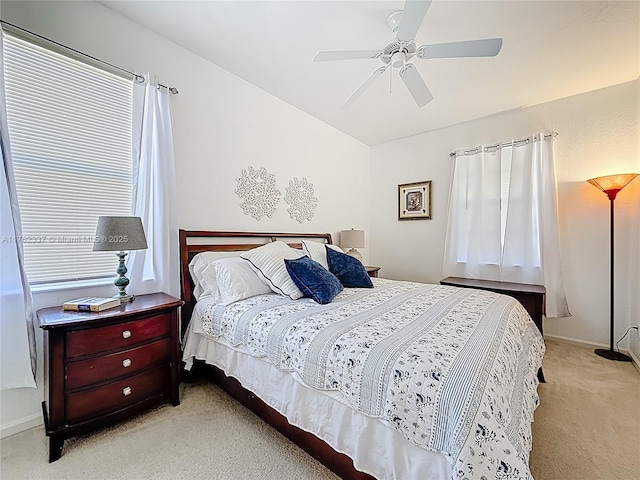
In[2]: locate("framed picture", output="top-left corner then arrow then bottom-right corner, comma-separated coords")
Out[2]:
398,181 -> 432,220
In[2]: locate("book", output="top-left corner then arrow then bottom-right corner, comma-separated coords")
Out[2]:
62,297 -> 121,312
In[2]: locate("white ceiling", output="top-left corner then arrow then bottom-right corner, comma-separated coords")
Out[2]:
101,1 -> 639,146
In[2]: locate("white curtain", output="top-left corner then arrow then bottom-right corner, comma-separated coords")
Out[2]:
443,134 -> 570,318
1,29 -> 37,389
126,75 -> 179,298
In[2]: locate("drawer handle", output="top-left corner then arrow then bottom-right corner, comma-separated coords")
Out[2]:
122,386 -> 132,396
122,330 -> 132,339
122,358 -> 132,368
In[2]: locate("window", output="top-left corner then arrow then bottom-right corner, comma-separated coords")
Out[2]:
443,136 -> 552,285
444,134 -> 570,318
3,33 -> 132,284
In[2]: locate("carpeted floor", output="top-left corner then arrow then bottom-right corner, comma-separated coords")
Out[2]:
1,339 -> 638,479
529,340 -> 640,480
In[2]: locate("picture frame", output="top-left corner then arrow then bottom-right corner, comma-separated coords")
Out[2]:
398,181 -> 432,220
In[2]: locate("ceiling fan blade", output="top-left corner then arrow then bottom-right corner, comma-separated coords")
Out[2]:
314,50 -> 383,62
417,38 -> 503,59
341,66 -> 388,109
396,0 -> 432,42
399,63 -> 433,107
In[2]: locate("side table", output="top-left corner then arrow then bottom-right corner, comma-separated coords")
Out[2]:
38,292 -> 183,461
365,266 -> 381,278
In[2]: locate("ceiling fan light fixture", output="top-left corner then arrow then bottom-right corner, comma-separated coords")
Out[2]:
391,51 -> 406,68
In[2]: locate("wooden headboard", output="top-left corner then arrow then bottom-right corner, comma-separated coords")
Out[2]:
178,230 -> 333,331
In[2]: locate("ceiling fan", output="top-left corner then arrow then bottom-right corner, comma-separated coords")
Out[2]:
313,0 -> 503,108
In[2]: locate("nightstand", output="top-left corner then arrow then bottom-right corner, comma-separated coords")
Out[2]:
38,292 -> 183,462
366,266 -> 381,278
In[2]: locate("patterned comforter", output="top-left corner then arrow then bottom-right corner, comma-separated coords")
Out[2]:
198,279 -> 544,480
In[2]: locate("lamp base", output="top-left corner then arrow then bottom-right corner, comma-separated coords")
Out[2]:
113,251 -> 134,303
594,348 -> 632,362
113,292 -> 135,303
345,248 -> 362,262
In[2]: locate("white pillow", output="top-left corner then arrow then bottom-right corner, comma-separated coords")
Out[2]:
201,257 -> 272,306
301,240 -> 343,271
188,252 -> 221,300
188,251 -> 243,300
240,241 -> 305,299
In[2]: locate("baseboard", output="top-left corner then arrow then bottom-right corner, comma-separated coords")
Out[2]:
0,413 -> 43,439
544,333 -> 608,349
545,334 -> 640,372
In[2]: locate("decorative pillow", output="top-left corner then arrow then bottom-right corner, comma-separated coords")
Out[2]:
284,257 -> 343,304
201,257 -> 272,306
301,240 -> 343,270
240,241 -> 305,299
326,247 -> 373,288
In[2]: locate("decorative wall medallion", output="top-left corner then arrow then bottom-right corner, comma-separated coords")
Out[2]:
235,167 -> 281,220
285,177 -> 317,223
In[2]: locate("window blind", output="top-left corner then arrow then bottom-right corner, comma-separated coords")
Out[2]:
3,33 -> 133,284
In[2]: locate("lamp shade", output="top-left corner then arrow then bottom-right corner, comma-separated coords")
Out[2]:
587,173 -> 639,199
93,216 -> 148,252
341,229 -> 365,249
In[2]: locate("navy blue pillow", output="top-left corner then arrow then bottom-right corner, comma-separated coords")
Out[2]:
326,247 -> 373,288
284,256 -> 343,304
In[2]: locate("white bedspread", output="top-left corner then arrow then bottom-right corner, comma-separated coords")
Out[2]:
185,279 -> 544,480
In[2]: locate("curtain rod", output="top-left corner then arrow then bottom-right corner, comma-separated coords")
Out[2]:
1,19 -> 178,94
449,131 -> 558,157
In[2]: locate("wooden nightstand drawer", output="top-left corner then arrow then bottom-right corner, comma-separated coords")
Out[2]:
65,364 -> 169,423
65,313 -> 170,358
65,338 -> 171,390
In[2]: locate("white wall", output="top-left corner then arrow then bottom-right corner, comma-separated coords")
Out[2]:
370,80 -> 640,353
1,0 -> 370,436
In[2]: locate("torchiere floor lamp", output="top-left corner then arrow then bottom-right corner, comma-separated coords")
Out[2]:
587,173 -> 639,361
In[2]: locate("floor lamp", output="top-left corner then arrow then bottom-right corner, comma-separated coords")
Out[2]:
587,173 -> 639,361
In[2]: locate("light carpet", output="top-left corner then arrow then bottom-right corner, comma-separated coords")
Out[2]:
1,339 -> 638,479
529,339 -> 639,480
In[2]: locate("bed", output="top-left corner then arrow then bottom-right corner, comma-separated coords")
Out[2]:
179,230 -> 544,480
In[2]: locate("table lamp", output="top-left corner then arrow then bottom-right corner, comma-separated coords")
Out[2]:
341,229 -> 365,262
93,216 -> 148,302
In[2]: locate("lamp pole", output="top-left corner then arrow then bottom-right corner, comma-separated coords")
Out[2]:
608,192 -> 615,353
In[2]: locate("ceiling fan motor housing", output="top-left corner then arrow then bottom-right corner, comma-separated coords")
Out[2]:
382,39 -> 417,66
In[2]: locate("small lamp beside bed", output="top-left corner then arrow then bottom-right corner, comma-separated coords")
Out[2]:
340,229 -> 365,262
93,216 -> 148,302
